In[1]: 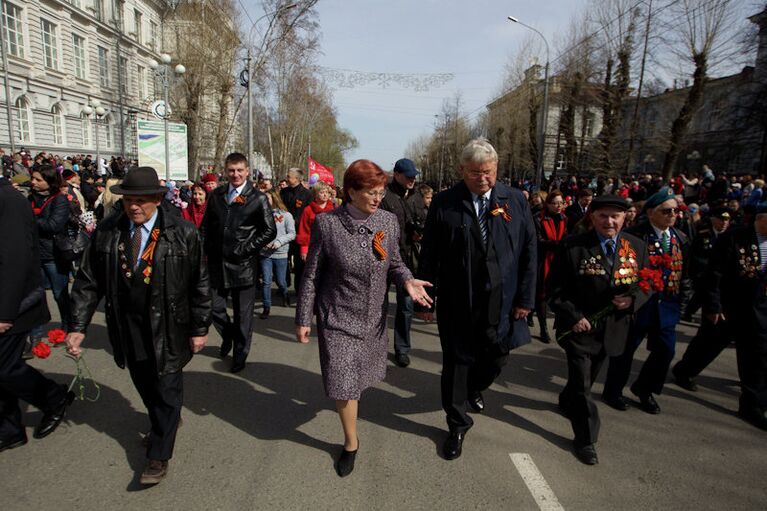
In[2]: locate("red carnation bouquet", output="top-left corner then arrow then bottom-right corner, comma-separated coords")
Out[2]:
557,257 -> 669,342
31,328 -> 100,401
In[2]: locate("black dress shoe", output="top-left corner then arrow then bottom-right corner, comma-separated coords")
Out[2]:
602,394 -> 630,411
219,338 -> 232,359
538,333 -> 551,344
336,445 -> 358,477
259,307 -> 270,319
574,443 -> 598,465
0,431 -> 28,452
738,407 -> 767,431
443,431 -> 465,460
230,360 -> 246,374
394,353 -> 410,367
281,291 -> 291,308
672,365 -> 698,392
467,391 -> 485,413
631,387 -> 661,414
33,390 -> 74,439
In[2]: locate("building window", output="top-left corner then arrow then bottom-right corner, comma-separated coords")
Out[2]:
98,46 -> 109,88
41,20 -> 59,69
134,9 -> 142,42
150,20 -> 158,49
72,34 -> 86,79
81,112 -> 91,147
14,97 -> 31,142
3,2 -> 25,58
93,0 -> 103,22
104,114 -> 113,149
584,112 -> 595,138
52,105 -> 65,145
69,0 -> 82,8
137,65 -> 147,99
119,56 -> 128,95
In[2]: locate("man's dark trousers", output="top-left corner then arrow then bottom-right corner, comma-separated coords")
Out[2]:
211,286 -> 257,364
0,331 -> 66,440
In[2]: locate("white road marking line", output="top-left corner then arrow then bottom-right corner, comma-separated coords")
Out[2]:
510,453 -> 565,511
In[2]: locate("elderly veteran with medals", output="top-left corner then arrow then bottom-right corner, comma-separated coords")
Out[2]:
603,187 -> 691,415
65,167 -> 212,485
547,195 -> 650,465
692,202 -> 767,431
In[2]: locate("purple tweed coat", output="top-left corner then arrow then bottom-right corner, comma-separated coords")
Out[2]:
296,205 -> 412,400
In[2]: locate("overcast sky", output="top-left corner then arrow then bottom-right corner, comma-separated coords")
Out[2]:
240,0 -> 757,171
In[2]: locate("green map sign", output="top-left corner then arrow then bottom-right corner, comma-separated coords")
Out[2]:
137,120 -> 188,182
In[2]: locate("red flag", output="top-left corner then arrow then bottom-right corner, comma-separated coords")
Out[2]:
308,157 -> 335,185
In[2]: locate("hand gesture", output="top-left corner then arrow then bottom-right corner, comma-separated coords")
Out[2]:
707,313 -> 726,325
612,294 -> 633,310
404,279 -> 433,307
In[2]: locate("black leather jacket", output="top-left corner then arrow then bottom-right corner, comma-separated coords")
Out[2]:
69,210 -> 211,375
202,181 -> 276,289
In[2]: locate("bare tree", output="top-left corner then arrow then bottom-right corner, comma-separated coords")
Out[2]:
661,0 -> 740,179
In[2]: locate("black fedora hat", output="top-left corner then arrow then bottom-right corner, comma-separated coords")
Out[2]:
110,166 -> 167,195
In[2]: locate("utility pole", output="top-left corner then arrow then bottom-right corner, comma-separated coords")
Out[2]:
246,48 -> 253,164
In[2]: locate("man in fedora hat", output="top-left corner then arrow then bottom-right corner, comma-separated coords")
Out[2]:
65,166 -> 211,485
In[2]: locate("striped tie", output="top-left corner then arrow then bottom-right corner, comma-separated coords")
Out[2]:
478,196 -> 488,244
661,231 -> 671,254
605,239 -> 615,266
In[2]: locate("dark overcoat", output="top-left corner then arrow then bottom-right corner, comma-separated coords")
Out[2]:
417,181 -> 536,360
547,230 -> 650,356
70,210 -> 211,375
0,179 -> 50,334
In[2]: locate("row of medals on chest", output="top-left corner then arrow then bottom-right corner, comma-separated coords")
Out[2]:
579,254 -> 638,286
739,244 -> 763,278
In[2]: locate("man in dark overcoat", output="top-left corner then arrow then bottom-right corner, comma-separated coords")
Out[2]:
604,187 -> 691,414
202,153 -> 276,373
0,176 -> 73,451
416,139 -> 537,460
547,195 -> 650,464
66,167 -> 211,485
694,205 -> 767,430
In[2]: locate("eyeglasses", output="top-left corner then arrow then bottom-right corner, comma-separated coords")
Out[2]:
658,207 -> 680,215
364,190 -> 386,199
467,170 -> 494,178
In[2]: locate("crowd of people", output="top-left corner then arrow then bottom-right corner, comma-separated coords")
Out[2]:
0,139 -> 765,486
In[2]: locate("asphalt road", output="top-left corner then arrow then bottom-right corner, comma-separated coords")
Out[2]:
3,292 -> 765,511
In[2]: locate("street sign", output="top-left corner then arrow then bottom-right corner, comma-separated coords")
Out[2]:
137,119 -> 188,182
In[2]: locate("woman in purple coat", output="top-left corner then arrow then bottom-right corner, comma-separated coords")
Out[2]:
296,160 -> 432,477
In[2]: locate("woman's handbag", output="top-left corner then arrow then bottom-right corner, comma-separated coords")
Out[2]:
54,220 -> 90,262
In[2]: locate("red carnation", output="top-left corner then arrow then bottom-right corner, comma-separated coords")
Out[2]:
32,342 -> 51,359
638,281 -> 651,292
48,328 -> 67,345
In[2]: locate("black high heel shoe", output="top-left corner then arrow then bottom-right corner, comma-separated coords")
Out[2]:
336,440 -> 359,477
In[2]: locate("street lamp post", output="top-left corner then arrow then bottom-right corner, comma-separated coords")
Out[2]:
243,4 -> 297,164
508,16 -> 550,188
149,54 -> 185,181
83,100 -> 106,175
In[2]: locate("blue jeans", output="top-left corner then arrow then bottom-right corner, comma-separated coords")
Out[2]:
259,257 -> 288,308
30,260 -> 72,339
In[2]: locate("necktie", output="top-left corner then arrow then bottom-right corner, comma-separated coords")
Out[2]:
661,231 -> 671,254
228,187 -> 238,204
605,239 -> 615,266
130,227 -> 143,270
478,196 -> 488,244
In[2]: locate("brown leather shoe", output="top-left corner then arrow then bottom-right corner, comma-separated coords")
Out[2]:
140,459 -> 169,485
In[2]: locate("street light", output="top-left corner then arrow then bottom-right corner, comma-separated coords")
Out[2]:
149,53 -> 185,181
243,3 -> 297,164
83,101 -> 107,175
508,15 -> 550,188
